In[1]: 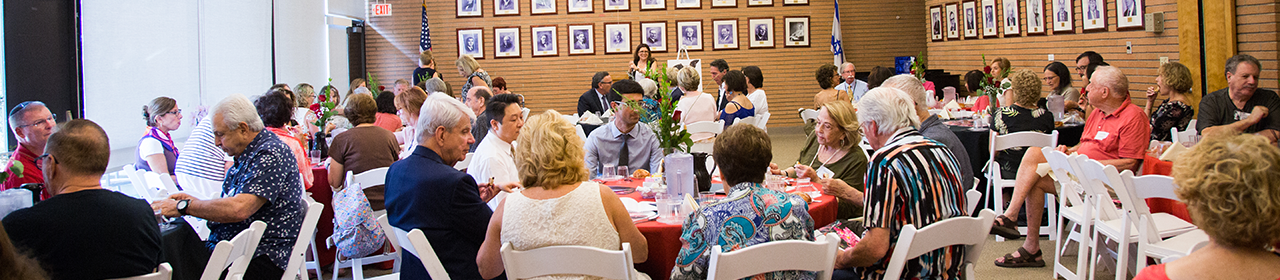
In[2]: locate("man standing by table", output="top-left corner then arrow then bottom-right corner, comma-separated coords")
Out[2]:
386,93 -> 515,279
2,101 -> 55,200
4,119 -> 161,279
153,94 -> 304,280
989,66 -> 1149,268
1197,54 -> 1280,144
828,87 -> 968,280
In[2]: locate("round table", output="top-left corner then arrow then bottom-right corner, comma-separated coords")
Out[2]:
308,167 -> 336,267
599,178 -> 839,280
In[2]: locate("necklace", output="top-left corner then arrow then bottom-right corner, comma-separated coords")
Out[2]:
809,144 -> 845,167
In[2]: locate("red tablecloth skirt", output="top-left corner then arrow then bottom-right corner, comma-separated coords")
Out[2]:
613,181 -> 839,280
309,167 -> 336,267
1140,156 -> 1191,222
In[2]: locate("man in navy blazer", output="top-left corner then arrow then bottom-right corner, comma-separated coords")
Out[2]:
386,93 -> 515,280
577,71 -> 620,116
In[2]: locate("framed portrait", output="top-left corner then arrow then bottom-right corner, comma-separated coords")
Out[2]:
930,6 -> 943,41
568,0 -> 592,13
676,20 -> 702,51
962,1 -> 979,38
1001,0 -> 1020,36
640,0 -> 665,10
712,0 -> 735,7
457,0 -> 482,17
748,0 -> 771,6
1116,0 -> 1144,29
457,28 -> 484,58
1026,0 -> 1045,34
676,0 -> 699,9
493,27 -> 521,58
640,22 -> 667,52
981,0 -> 998,36
494,0 -> 519,15
784,16 -> 809,46
712,19 -> 737,49
747,18 -> 773,48
1052,0 -> 1074,32
945,3 -> 960,39
568,24 -> 595,55
531,26 -> 558,56
605,0 -> 629,11
604,23 -> 630,54
531,0 -> 557,14
783,0 -> 806,5
1082,0 -> 1105,31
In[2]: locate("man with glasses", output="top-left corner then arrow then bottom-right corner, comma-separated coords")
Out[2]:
2,101 -> 56,199
584,80 -> 663,179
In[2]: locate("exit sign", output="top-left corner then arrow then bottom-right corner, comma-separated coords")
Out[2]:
372,3 -> 392,16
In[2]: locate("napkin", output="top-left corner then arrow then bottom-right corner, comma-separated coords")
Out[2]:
579,112 -> 604,125
1159,142 -> 1188,162
943,100 -> 962,111
619,197 -> 657,213
938,110 -> 952,119
602,109 -> 615,119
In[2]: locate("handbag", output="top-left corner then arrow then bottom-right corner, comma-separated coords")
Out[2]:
329,182 -> 386,259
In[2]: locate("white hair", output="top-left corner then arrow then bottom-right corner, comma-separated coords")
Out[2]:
856,87 -> 920,135
636,78 -> 658,97
213,94 -> 265,132
423,77 -> 448,95
353,87 -> 373,95
841,62 -> 855,72
881,74 -> 927,111
416,93 -> 476,142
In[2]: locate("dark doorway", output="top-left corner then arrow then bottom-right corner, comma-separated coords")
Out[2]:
4,0 -> 83,148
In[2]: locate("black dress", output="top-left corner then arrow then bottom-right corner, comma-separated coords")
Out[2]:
1149,100 -> 1194,141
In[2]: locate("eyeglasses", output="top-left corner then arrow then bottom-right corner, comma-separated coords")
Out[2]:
1074,66 -> 1087,72
160,109 -> 182,117
35,153 -> 53,170
15,113 -> 57,130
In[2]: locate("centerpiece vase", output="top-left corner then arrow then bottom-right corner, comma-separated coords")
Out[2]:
691,152 -> 712,192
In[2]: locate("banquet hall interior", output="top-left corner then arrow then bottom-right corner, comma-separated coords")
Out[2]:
1,0 -> 1277,279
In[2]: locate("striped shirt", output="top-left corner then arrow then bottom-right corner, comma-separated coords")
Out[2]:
856,128 -> 968,280
175,115 -> 230,182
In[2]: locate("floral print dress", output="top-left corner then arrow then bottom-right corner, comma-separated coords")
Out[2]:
1149,100 -> 1194,141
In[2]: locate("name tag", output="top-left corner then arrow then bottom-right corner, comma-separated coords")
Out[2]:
1094,131 -> 1110,140
1235,110 -> 1252,121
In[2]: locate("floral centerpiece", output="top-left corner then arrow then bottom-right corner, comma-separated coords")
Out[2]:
910,51 -> 928,83
310,78 -> 338,127
0,159 -> 22,183
621,64 -> 692,155
979,54 -> 1012,104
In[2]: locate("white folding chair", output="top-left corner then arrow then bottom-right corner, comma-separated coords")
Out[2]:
374,214 -> 451,280
686,121 -> 724,153
521,107 -> 530,119
455,153 -> 474,170
965,184 -> 982,215
987,130 -> 1059,241
1043,149 -> 1096,280
332,168 -> 400,280
201,221 -> 267,280
1073,158 -> 1196,280
734,116 -> 757,128
883,209 -> 997,280
1169,119 -> 1198,144
122,164 -> 159,202
1120,173 -> 1209,275
282,201 -> 324,280
108,263 -> 173,280
706,232 -> 839,280
575,124 -> 588,142
500,242 -> 636,280
755,112 -> 770,132
797,108 -> 819,124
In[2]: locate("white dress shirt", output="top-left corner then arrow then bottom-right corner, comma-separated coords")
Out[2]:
468,132 -> 520,210
835,80 -> 870,102
747,88 -> 769,117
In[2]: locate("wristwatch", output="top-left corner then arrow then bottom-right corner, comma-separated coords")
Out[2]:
176,199 -> 191,216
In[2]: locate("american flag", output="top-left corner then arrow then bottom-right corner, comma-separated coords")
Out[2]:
420,4 -> 432,52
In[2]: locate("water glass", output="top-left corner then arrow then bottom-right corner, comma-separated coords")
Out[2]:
617,165 -> 630,179
602,163 -> 617,180
764,175 -> 785,192
697,191 -> 718,206
309,150 -> 322,166
655,194 -> 684,224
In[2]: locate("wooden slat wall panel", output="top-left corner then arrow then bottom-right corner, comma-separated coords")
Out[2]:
364,0 -> 928,128
1235,0 -> 1278,90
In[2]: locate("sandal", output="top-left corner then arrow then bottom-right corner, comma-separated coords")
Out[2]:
994,247 -> 1045,268
990,215 -> 1022,240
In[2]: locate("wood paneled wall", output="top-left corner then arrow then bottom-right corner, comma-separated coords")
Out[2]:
365,0 -> 928,128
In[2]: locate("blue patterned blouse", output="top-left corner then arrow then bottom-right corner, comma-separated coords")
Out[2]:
671,182 -> 816,280
207,131 -> 304,270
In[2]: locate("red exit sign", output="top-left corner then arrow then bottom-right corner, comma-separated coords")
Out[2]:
372,3 -> 392,16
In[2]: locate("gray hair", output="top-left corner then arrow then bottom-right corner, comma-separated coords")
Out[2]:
856,87 -> 919,135
636,78 -> 658,98
353,87 -> 373,95
1225,54 -> 1262,75
213,94 -> 265,132
677,67 -> 701,91
416,93 -> 476,142
881,74 -> 927,111
841,62 -> 856,72
423,77 -> 448,95
7,101 -> 46,128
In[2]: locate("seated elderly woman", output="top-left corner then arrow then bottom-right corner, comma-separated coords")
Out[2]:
255,90 -> 315,189
770,101 -> 868,219
990,69 -> 1055,183
394,87 -> 429,158
477,110 -> 650,280
1134,134 -> 1280,279
671,123 -> 815,280
1144,62 -> 1198,142
674,67 -> 718,141
813,63 -> 851,109
138,96 -> 183,183
327,93 -> 401,210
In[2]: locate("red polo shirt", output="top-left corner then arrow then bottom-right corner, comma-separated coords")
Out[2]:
2,144 -> 49,200
1077,99 -> 1150,161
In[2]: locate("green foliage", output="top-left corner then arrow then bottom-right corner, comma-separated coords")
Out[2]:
620,65 -> 693,154
366,72 -> 381,98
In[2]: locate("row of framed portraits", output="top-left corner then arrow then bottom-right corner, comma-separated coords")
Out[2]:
459,0 -> 808,17
929,0 -> 1145,41
456,17 -> 811,59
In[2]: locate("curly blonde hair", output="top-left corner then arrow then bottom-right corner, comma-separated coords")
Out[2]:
1172,134 -> 1280,248
515,110 -> 588,189
822,101 -> 863,151
1008,69 -> 1043,107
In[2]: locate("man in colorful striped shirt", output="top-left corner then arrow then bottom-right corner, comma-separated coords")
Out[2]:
827,87 -> 968,280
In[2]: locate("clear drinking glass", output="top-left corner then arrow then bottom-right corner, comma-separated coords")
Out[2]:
617,165 -> 630,180
655,194 -> 684,224
602,163 -> 617,180
309,150 -> 322,166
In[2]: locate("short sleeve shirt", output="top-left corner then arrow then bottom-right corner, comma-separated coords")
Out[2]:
1196,88 -> 1280,134
209,130 -> 304,270
1077,99 -> 1151,161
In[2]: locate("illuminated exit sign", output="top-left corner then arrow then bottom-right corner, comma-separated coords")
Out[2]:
372,3 -> 392,16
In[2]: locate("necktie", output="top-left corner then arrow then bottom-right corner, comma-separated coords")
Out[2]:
618,134 -> 630,167
601,95 -> 610,114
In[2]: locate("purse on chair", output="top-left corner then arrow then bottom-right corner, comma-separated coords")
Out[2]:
330,183 -> 386,259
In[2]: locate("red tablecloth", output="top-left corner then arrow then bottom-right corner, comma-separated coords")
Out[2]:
606,179 -> 839,280
1140,156 -> 1191,222
308,167 -> 336,267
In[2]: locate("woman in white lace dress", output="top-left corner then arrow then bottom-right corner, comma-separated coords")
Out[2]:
477,110 -> 650,280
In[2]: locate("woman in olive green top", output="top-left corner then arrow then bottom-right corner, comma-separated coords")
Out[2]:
770,101 -> 869,219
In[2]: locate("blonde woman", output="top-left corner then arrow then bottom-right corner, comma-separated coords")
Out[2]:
1144,62 -> 1198,141
674,67 -> 718,141
1134,134 -> 1280,279
477,110 -> 650,280
457,55 -> 492,104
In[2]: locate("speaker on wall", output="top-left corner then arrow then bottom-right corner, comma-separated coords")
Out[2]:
347,20 -> 366,85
